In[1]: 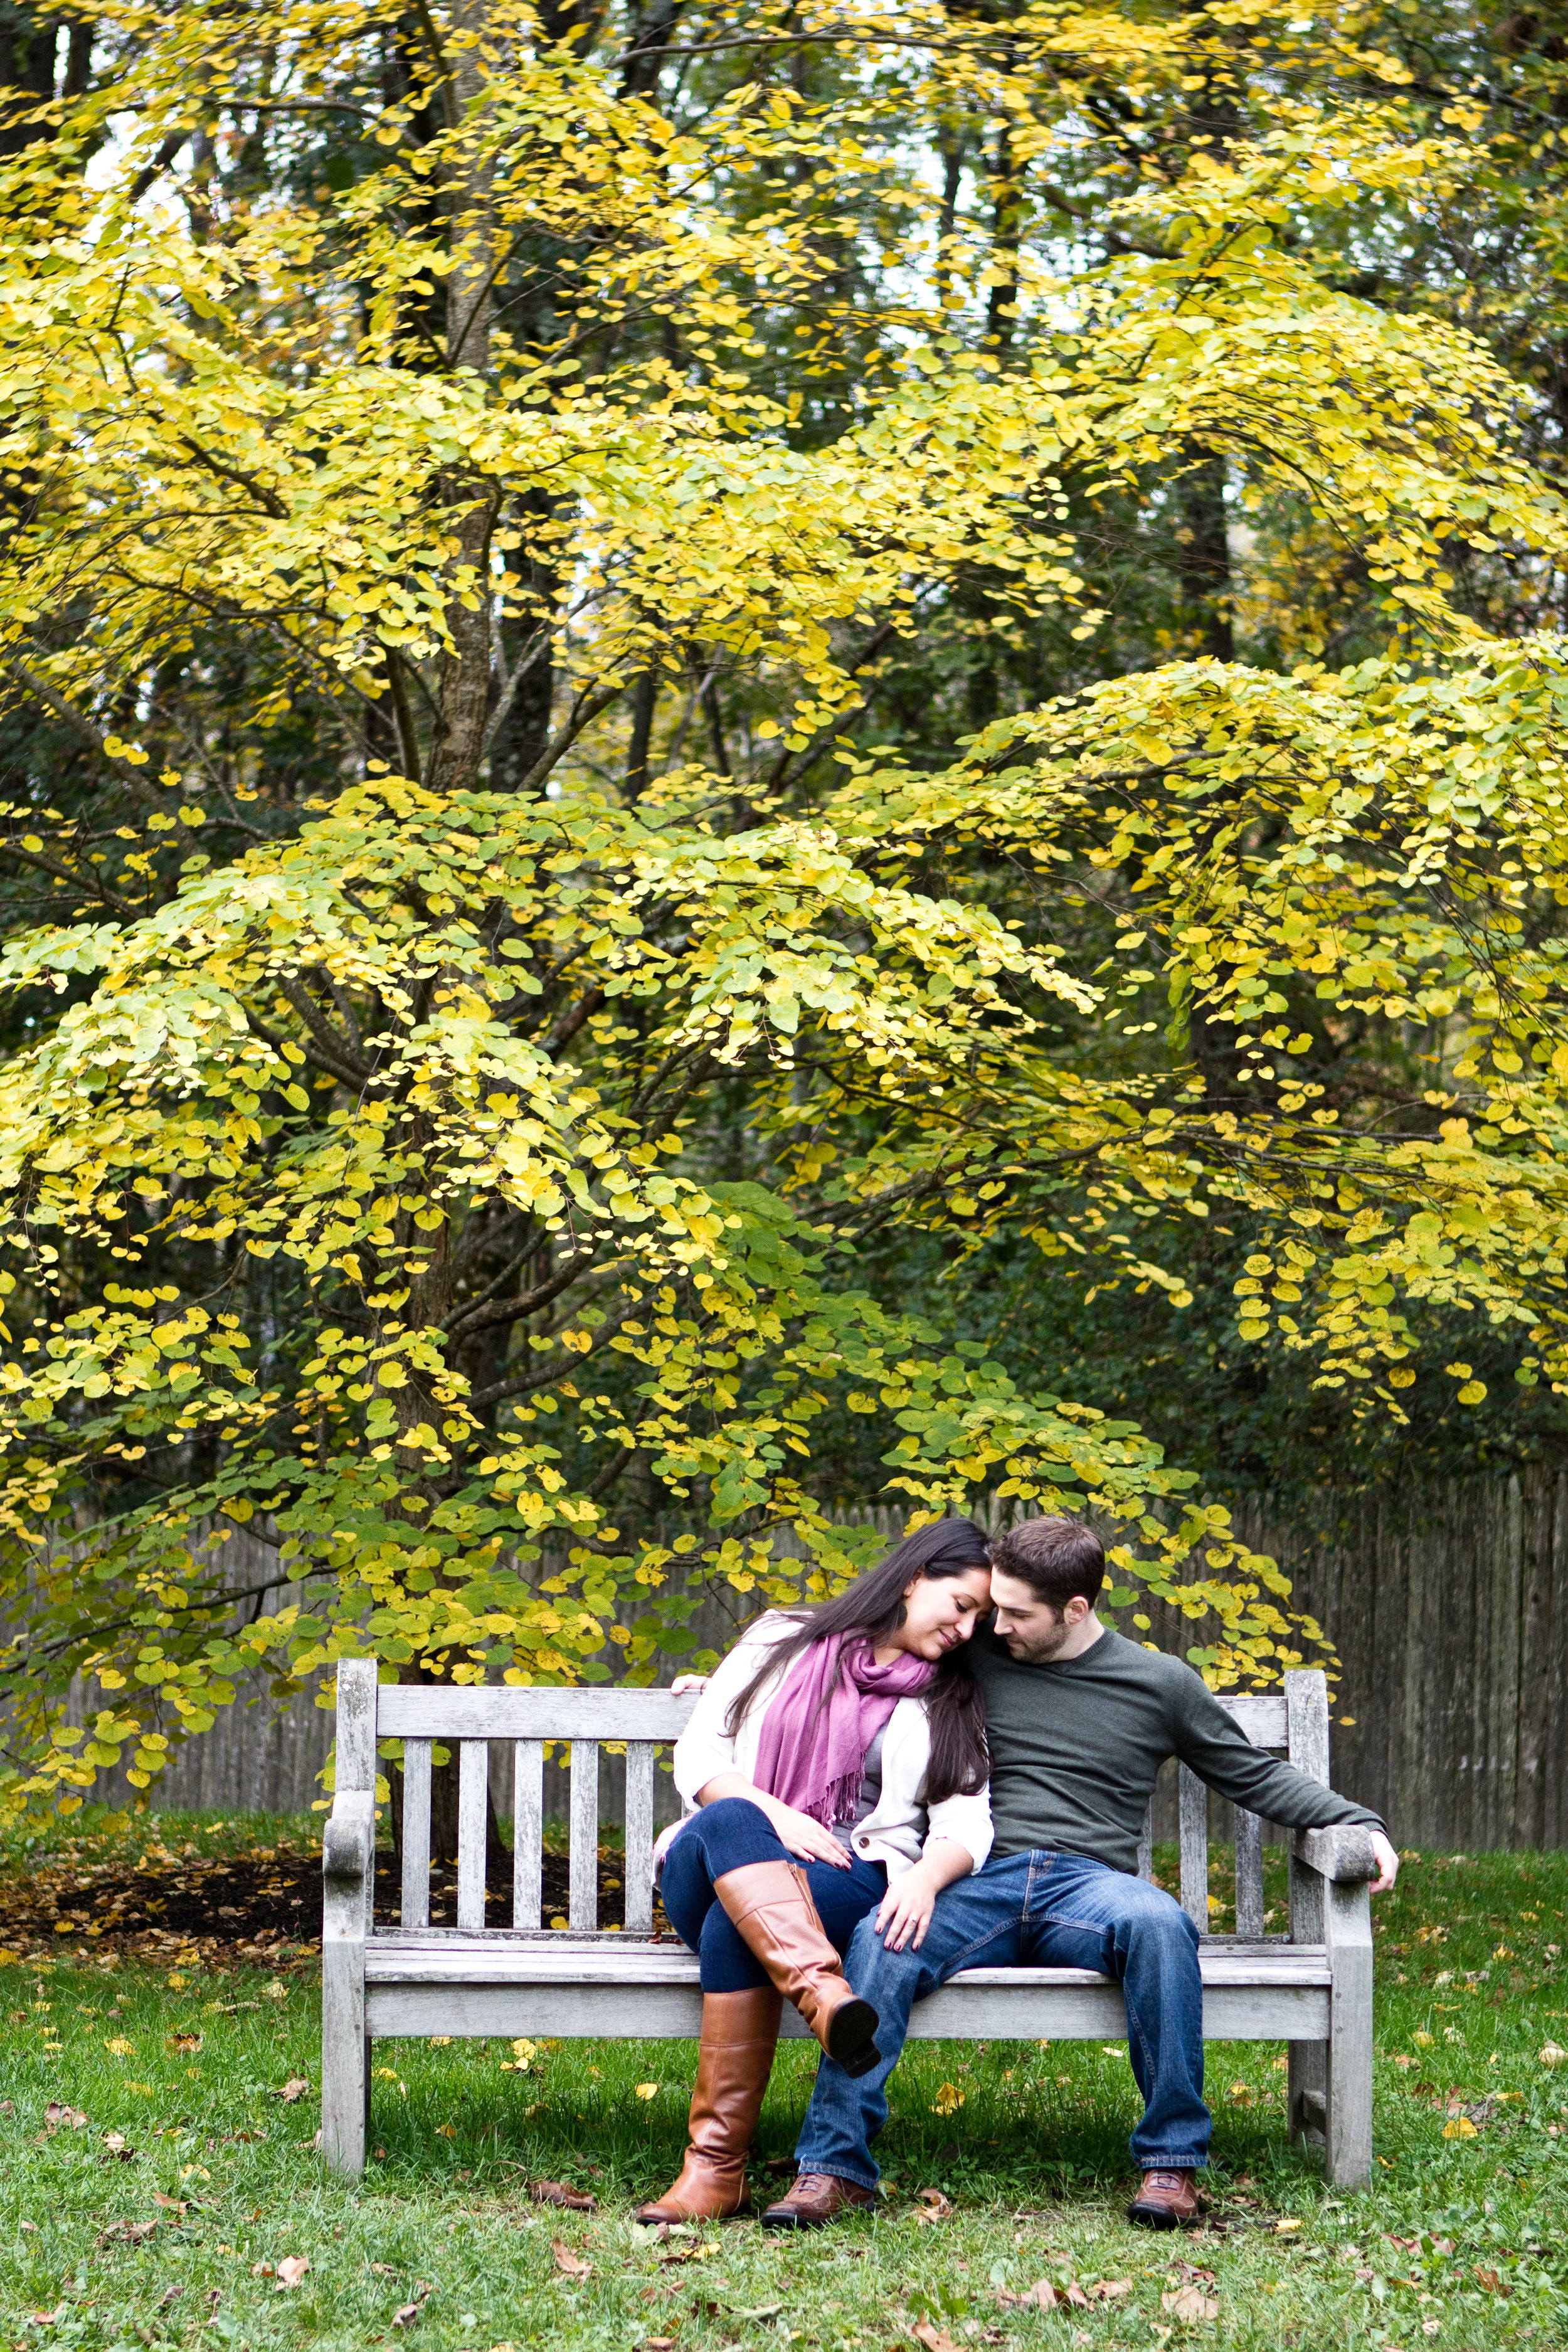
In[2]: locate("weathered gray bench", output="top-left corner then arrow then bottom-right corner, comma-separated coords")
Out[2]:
320,1661 -> 1375,2187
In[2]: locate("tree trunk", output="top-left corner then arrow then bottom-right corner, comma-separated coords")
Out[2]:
426,1 -> 495,796
1176,447 -> 1234,661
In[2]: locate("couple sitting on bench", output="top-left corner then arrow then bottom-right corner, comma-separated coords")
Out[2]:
640,1515 -> 1398,2232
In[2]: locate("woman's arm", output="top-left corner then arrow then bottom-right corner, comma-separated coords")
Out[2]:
693,1770 -> 852,1870
670,1618 -> 786,1803
872,1836 -> 973,1951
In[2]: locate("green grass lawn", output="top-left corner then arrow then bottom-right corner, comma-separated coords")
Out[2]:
3,1820 -> 1567,2351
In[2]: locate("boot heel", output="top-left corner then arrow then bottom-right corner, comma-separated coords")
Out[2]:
824,1997 -> 879,2070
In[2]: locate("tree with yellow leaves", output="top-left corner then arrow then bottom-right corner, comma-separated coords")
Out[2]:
1,0 -> 1566,1816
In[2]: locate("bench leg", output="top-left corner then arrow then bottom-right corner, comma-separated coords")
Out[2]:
1323,1878 -> 1374,2190
1287,2038 -> 1327,2154
321,1933 -> 368,2176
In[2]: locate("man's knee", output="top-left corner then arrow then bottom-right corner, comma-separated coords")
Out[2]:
844,1913 -> 926,2002
1115,1882 -> 1200,1961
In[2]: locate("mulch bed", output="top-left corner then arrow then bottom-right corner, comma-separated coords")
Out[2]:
0,1837 -> 659,1974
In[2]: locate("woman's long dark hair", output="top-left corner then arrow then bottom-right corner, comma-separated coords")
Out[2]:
723,1518 -> 991,1806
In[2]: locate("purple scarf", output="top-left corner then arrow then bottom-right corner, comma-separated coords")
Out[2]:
752,1635 -> 936,1827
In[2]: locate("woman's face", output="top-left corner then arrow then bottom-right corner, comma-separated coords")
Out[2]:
893,1562 -> 993,1661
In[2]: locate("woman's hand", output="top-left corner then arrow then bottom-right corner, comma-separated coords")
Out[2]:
756,1794 -> 853,1868
669,1673 -> 709,1695
874,1860 -> 945,1952
693,1772 -> 852,1868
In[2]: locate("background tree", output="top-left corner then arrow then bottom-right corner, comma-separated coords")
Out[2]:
3,1 -> 1568,1818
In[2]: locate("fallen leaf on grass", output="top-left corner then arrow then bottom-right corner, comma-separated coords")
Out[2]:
98,2219 -> 159,2247
1004,2280 -> 1061,2311
1088,2278 -> 1133,2301
153,2192 -> 188,2214
391,2304 -> 421,2330
1273,2218 -> 1301,2235
913,2324 -> 960,2352
99,2131 -> 136,2161
644,2338 -> 679,2349
277,2077 -> 310,2104
157,2287 -> 182,2309
251,2264 -> 274,2279
43,2102 -> 88,2132
275,2255 -> 309,2290
553,2240 -> 592,2279
1162,2285 -> 1219,2322
1474,2266 -> 1512,2296
912,2186 -> 952,2222
657,2242 -> 718,2268
1443,2116 -> 1479,2139
371,2264 -> 398,2277
531,2180 -> 596,2211
169,2034 -> 203,2055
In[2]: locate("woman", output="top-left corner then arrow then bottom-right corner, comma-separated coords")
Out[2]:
638,1518 -> 993,2226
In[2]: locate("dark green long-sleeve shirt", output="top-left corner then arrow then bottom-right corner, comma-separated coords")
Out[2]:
969,1627 -> 1386,1874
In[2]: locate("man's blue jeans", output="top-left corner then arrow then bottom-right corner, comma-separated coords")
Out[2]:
793,1848 -> 1210,2188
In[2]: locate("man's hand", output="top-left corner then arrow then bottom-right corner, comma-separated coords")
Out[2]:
1369,1830 -> 1399,1895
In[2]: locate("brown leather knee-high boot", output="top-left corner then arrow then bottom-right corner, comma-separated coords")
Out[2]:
713,1861 -> 880,2077
635,1984 -> 783,2224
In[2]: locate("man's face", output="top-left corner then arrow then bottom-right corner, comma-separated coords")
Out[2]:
990,1569 -> 1083,1663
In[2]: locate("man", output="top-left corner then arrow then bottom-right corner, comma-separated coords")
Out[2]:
762,1515 -> 1398,2232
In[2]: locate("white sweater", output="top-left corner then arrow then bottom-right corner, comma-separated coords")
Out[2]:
671,1613 -> 993,1883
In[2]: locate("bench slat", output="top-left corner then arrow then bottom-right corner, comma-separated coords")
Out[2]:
457,1742 -> 488,1932
1223,1693 -> 1287,1747
364,1938 -> 1330,1986
625,1742 -> 655,1935
1235,1805 -> 1266,1937
378,1687 -> 697,1739
569,1740 -> 599,1932
1136,1799 -> 1153,1883
512,1740 -> 543,1932
400,1739 -> 432,1931
1179,1762 -> 1209,1932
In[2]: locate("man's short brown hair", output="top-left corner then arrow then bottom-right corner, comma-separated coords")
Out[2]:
990,1515 -> 1104,1612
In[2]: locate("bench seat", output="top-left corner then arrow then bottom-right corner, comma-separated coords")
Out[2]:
363,1936 -> 1333,2041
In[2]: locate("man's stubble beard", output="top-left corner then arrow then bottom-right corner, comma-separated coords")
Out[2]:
1002,1623 -> 1072,1666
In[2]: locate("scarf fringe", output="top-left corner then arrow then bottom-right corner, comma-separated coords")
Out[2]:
803,1767 -> 866,1831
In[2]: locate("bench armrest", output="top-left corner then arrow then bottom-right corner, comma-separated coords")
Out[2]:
322,1791 -> 375,1890
1293,1824 -> 1376,1884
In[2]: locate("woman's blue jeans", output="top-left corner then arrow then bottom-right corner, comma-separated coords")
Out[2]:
660,1797 -> 888,1993
792,1847 -> 1210,2185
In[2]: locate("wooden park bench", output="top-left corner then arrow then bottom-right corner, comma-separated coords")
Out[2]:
320,1660 -> 1376,2189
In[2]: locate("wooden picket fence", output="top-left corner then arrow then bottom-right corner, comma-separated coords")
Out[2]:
66,1468 -> 1568,1851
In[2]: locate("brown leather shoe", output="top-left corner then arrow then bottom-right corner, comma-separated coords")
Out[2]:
1126,2168 -> 1202,2229
761,2171 -> 877,2228
635,1984 -> 783,2224
714,1861 -> 879,2076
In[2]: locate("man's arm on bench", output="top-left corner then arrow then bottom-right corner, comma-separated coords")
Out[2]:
1173,1683 -> 1399,1893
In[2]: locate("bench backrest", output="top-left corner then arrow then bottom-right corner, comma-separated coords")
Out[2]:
331,1661 -> 1333,1943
